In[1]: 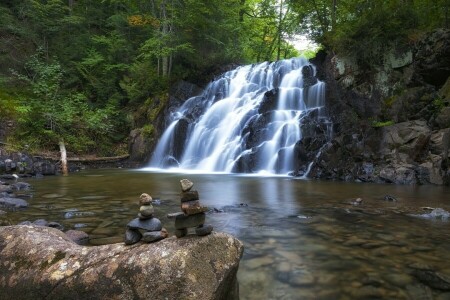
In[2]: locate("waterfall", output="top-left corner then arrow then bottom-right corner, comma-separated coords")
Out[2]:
148,57 -> 331,175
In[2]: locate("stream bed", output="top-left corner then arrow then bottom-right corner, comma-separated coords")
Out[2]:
3,169 -> 450,299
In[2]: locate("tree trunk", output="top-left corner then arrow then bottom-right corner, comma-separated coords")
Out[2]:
331,0 -> 337,29
59,139 -> 68,176
276,0 -> 283,61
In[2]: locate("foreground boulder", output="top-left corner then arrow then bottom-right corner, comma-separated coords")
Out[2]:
0,225 -> 243,300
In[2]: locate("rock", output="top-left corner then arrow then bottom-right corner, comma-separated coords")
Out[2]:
406,284 -> 434,300
0,225 -> 243,300
65,230 -> 89,245
180,179 -> 194,192
139,204 -> 154,217
0,210 -> 6,215
0,184 -> 13,193
436,107 -> 450,129
175,228 -> 188,238
351,198 -> 363,205
415,28 -> 450,87
174,213 -> 205,230
139,193 -> 152,205
383,195 -> 397,202
124,229 -> 143,245
47,222 -> 64,231
195,224 -> 213,236
127,218 -> 162,232
32,219 -> 49,226
11,182 -> 31,191
141,231 -> 165,243
412,268 -> 450,290
167,212 -> 184,219
128,128 -> 153,164
181,190 -> 200,202
181,200 -> 208,215
0,197 -> 28,209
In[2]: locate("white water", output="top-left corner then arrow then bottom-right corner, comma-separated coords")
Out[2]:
149,57 -> 329,175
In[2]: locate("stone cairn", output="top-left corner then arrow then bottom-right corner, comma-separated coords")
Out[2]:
124,193 -> 168,245
167,179 -> 213,238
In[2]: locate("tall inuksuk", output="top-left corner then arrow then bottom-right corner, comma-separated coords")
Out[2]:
124,193 -> 168,245
167,179 -> 213,238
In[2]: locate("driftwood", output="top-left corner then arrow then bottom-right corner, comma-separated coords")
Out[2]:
39,154 -> 129,163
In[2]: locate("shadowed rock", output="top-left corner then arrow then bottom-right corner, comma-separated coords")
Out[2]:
0,225 -> 243,300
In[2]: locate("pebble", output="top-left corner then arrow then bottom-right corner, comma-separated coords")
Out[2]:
180,179 -> 194,192
139,205 -> 154,217
384,274 -> 414,287
245,256 -> 275,269
289,271 -> 316,287
342,238 -> 367,246
139,193 -> 152,205
275,250 -> 302,262
406,284 -> 433,300
349,286 -> 386,298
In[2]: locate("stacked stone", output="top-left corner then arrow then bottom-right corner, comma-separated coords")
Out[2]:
167,179 -> 213,238
124,193 -> 168,245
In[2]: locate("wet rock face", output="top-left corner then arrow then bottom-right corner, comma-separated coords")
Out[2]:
0,225 -> 243,300
307,28 -> 450,185
414,28 -> 450,87
0,152 -> 56,177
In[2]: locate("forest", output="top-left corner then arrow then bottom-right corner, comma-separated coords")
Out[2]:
0,0 -> 448,157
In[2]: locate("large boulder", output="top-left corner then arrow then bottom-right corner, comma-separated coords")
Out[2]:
0,225 -> 243,300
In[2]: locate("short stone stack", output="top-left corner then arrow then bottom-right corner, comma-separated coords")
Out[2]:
168,179 -> 213,238
124,193 -> 168,245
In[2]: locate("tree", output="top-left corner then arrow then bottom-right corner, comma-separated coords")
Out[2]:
13,49 -> 118,173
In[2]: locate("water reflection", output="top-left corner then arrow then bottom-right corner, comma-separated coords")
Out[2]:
3,169 -> 450,299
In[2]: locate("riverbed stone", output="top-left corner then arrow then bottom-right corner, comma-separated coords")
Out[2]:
0,225 -> 243,300
174,212 -> 205,229
412,268 -> 450,290
406,284 -> 434,300
127,217 -> 162,232
180,179 -> 194,192
0,197 -> 28,209
384,273 -> 414,287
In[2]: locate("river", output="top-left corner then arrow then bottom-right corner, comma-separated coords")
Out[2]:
6,169 -> 450,299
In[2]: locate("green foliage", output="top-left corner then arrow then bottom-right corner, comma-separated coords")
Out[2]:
372,120 -> 394,128
10,49 -> 128,155
290,0 -> 448,65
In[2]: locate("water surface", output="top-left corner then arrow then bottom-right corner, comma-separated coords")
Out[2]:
5,169 -> 450,299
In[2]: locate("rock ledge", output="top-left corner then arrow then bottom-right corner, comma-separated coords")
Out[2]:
0,225 -> 243,300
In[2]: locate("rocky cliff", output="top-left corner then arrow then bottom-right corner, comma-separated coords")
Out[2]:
307,28 -> 450,185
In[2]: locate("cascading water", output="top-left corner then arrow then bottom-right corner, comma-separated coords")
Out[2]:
149,57 -> 331,175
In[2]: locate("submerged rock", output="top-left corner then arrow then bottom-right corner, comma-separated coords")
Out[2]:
0,197 -> 28,209
0,225 -> 243,300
